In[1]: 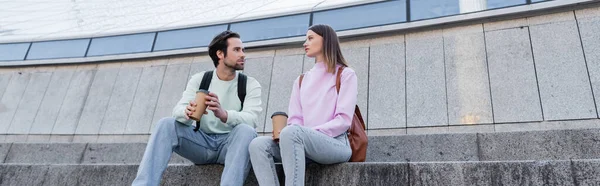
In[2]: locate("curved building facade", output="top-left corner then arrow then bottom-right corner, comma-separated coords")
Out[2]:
0,0 -> 599,141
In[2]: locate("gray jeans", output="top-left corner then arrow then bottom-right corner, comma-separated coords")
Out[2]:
249,125 -> 352,186
132,117 -> 257,186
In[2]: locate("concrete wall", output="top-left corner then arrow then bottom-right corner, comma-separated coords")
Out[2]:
1,6 -> 600,142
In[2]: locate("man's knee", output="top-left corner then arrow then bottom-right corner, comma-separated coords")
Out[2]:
155,117 -> 177,131
231,124 -> 257,138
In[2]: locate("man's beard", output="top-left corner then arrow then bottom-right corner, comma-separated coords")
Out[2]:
225,60 -> 244,70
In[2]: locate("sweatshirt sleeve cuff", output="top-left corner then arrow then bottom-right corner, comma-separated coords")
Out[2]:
225,110 -> 239,127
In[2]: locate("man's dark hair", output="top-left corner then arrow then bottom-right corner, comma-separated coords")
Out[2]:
208,31 -> 241,67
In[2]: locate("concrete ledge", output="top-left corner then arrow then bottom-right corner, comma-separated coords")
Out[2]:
4,143 -> 86,164
82,143 -> 192,164
2,128 -> 600,164
409,160 -> 574,185
367,134 -> 478,162
82,143 -> 146,164
0,160 -> 599,185
478,129 -> 600,161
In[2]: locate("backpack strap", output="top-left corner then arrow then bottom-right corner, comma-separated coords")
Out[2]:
237,73 -> 247,111
195,71 -> 213,132
199,71 -> 213,91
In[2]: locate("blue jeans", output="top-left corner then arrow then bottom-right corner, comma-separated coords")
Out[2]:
248,125 -> 352,186
132,117 -> 257,186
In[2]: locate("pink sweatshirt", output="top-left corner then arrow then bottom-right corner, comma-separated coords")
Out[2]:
287,62 -> 358,138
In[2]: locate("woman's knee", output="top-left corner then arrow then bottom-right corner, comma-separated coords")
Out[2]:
279,125 -> 304,142
249,136 -> 274,154
280,125 -> 302,136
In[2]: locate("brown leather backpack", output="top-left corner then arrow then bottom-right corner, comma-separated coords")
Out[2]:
299,66 -> 367,162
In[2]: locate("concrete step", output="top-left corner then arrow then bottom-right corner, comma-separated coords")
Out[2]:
0,128 -> 599,165
0,159 -> 599,186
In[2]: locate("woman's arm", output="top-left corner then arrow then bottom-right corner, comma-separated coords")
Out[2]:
312,69 -> 358,137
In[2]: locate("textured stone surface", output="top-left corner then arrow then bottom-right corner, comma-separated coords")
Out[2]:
484,18 -> 528,31
447,124 -> 494,134
405,30 -> 448,127
52,66 -> 96,134
4,134 -> 28,142
4,143 -> 86,164
568,129 -> 600,160
478,129 -> 600,161
83,143 -> 146,164
188,60 -> 215,79
444,26 -> 493,125
72,135 -> 98,143
366,134 -> 478,162
29,70 -> 74,134
406,127 -> 449,135
122,134 -> 150,143
0,161 -> 592,186
243,57 -> 274,133
49,135 -> 74,143
150,63 -> 191,132
409,160 -> 574,186
99,67 -> 143,134
528,11 -> 575,26
368,43 -> 405,129
275,47 -> 304,56
8,72 -> 52,134
0,73 -> 12,100
0,72 -> 31,133
0,164 -> 49,185
75,67 -> 120,134
0,143 -> 11,162
306,163 -> 409,186
169,153 -> 194,164
575,6 -> 600,19
161,164 -> 261,185
125,65 -> 166,134
369,34 -> 405,46
26,135 -> 51,143
342,47 -> 370,126
571,159 -> 600,185
48,165 -> 138,186
530,21 -> 597,120
95,135 -> 126,143
166,56 -> 194,65
265,55 -> 303,132
494,119 -> 600,132
245,49 -> 275,59
367,129 -> 406,136
577,12 -> 600,118
485,27 -> 543,123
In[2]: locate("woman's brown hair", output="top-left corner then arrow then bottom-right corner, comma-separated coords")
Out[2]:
308,24 -> 349,73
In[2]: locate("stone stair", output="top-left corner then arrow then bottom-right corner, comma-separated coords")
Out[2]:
1,128 -> 600,185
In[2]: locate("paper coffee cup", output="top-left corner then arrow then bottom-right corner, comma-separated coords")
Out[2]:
271,112 -> 288,141
190,89 -> 209,121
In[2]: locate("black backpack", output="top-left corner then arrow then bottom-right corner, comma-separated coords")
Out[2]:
194,70 -> 247,131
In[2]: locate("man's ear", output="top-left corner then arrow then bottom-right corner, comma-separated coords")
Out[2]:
217,50 -> 224,60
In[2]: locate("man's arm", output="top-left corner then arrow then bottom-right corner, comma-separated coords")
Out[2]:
224,77 -> 262,128
172,72 -> 204,126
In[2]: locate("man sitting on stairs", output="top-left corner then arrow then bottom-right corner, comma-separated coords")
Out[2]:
132,30 -> 262,186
